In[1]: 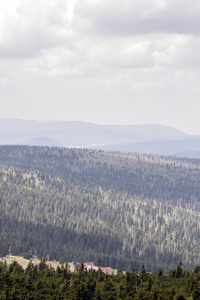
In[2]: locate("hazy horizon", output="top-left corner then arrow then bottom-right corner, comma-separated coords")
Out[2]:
0,117 -> 193,135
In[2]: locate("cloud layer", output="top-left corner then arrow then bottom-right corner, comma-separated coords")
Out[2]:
1,0 -> 200,134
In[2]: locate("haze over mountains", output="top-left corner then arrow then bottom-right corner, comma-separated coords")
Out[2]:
1,118 -> 200,158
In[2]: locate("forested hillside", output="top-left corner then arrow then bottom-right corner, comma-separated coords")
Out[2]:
1,145 -> 200,272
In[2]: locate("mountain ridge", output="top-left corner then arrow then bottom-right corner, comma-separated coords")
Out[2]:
1,118 -> 199,157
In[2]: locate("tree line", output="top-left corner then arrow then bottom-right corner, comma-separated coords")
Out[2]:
1,259 -> 200,299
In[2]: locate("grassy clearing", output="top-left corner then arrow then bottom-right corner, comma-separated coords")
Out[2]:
0,255 -> 74,270
0,255 -> 117,274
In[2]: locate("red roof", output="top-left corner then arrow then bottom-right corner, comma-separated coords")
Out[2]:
101,267 -> 113,275
78,262 -> 113,275
84,262 -> 95,267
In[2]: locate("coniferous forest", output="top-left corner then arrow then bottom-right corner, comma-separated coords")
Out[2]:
1,259 -> 200,299
1,145 -> 200,273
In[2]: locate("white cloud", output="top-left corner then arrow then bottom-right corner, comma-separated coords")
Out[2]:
0,0 -> 75,58
1,0 -> 200,134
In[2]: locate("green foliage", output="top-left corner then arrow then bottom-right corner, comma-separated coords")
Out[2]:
1,145 -> 200,272
1,261 -> 200,299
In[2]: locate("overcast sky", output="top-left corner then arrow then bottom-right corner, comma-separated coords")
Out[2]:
1,0 -> 200,134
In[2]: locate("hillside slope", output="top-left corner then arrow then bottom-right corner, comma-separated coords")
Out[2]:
1,145 -> 200,272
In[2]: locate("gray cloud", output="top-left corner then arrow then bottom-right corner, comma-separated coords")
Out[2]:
74,0 -> 200,35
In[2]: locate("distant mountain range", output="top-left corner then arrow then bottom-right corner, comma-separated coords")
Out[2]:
0,118 -> 200,158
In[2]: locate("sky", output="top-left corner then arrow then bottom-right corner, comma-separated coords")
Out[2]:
0,0 -> 200,135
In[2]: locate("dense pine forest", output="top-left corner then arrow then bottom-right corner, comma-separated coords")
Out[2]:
1,259 -> 200,299
1,145 -> 200,272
